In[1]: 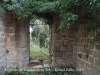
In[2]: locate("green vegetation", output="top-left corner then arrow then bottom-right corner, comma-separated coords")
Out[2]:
1,0 -> 100,46
5,71 -> 38,75
5,70 -> 81,75
30,19 -> 50,60
0,0 -> 100,29
30,19 -> 50,49
30,43 -> 49,60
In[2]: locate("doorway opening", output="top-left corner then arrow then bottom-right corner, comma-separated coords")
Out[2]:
28,18 -> 51,67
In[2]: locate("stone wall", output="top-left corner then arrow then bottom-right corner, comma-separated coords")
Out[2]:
73,26 -> 100,75
50,15 -> 100,75
50,16 -> 74,67
0,12 -> 6,75
0,11 -> 100,75
5,12 -> 30,68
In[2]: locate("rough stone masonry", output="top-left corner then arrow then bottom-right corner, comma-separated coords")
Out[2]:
73,26 -> 100,75
0,11 -> 100,75
50,16 -> 74,67
0,11 -> 6,75
5,12 -> 30,68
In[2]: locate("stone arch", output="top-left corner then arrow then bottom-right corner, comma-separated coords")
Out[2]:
4,11 -> 74,68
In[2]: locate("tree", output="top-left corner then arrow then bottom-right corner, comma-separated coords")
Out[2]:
0,0 -> 100,30
31,19 -> 50,49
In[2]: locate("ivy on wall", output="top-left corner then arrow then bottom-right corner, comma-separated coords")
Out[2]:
0,0 -> 100,45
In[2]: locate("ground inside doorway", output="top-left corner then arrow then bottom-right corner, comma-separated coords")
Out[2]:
27,59 -> 51,68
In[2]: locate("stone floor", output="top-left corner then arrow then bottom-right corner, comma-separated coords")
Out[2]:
27,60 -> 51,68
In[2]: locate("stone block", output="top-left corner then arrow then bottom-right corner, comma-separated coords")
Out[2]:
83,54 -> 88,61
93,51 -> 98,59
7,61 -> 18,68
68,46 -> 73,52
90,31 -> 95,37
56,58 -> 66,63
62,34 -> 66,39
53,52 -> 63,57
54,46 -> 60,52
87,38 -> 91,44
55,33 -> 62,40
88,56 -> 94,65
89,50 -> 93,56
86,69 -> 94,75
15,41 -> 27,48
80,59 -> 85,66
95,59 -> 100,67
51,57 -> 55,62
82,48 -> 86,53
0,27 -> 5,32
7,48 -> 18,53
6,42 -> 16,48
54,41 -> 63,47
6,27 -> 15,33
63,40 -> 68,46
7,53 -> 18,59
95,45 -> 100,51
63,52 -> 69,58
80,38 -> 85,43
66,59 -> 73,63
88,44 -> 94,49
10,35 -> 15,41
98,52 -> 100,60
18,48 -> 27,53
81,31 -> 89,37
84,62 -> 91,69
60,46 -> 68,52
67,34 -> 73,38
91,65 -> 100,75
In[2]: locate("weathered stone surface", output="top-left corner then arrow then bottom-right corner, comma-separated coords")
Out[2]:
63,40 -> 69,46
88,44 -> 94,49
32,65 -> 43,68
53,52 -> 63,57
91,65 -> 100,75
30,60 -> 41,64
80,38 -> 85,43
90,30 -> 95,37
0,11 -> 6,75
95,59 -> 100,67
60,46 -> 68,52
5,12 -> 30,68
73,26 -> 100,75
54,40 -> 63,47
43,60 -> 50,64
93,51 -> 98,59
43,64 -> 50,68
88,56 -> 94,65
0,11 -> 100,75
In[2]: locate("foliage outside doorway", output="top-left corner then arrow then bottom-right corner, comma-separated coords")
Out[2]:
30,19 -> 50,61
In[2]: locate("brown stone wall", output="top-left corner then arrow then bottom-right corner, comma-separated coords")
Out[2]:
0,11 -> 99,75
73,26 -> 100,75
50,15 -> 100,75
5,12 -> 30,68
0,12 -> 6,75
50,16 -> 74,67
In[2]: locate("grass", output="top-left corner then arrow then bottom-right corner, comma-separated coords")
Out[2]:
30,43 -> 49,60
5,70 -> 81,75
4,71 -> 39,75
